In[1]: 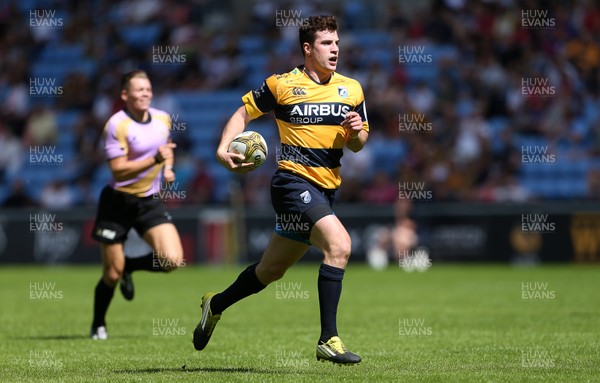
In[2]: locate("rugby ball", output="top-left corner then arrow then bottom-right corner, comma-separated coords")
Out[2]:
228,131 -> 268,169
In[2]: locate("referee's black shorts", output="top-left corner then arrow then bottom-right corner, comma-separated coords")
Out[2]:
91,186 -> 172,244
270,170 -> 336,245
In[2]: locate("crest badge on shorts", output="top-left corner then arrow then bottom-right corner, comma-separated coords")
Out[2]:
338,86 -> 348,98
300,190 -> 312,204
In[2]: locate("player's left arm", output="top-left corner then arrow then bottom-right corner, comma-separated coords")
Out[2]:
162,114 -> 175,182
163,137 -> 175,182
343,98 -> 369,152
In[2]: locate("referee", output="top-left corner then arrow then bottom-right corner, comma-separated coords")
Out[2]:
193,15 -> 368,364
90,70 -> 184,340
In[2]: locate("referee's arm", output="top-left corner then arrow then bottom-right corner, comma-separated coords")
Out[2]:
109,142 -> 176,182
109,156 -> 157,181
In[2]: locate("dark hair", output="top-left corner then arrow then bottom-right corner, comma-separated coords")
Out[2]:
299,15 -> 338,56
120,70 -> 149,91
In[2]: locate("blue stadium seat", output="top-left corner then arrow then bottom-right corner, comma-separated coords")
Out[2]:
56,111 -> 82,130
404,65 -> 438,86
239,36 -> 265,53
572,178 -> 588,198
244,55 -> 269,73
540,177 -> 558,198
207,163 -> 233,203
367,49 -> 395,71
191,145 -> 213,162
31,59 -> 96,85
244,73 -> 268,89
119,24 -> 161,48
39,44 -> 85,62
524,177 -> 545,198
573,159 -> 592,176
187,117 -> 222,141
30,61 -> 70,83
353,32 -> 391,47
172,91 -> 240,111
0,184 -> 8,204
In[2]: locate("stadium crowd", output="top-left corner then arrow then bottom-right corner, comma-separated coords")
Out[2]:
1,0 -> 599,208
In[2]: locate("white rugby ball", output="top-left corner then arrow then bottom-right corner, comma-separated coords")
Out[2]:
228,131 -> 268,169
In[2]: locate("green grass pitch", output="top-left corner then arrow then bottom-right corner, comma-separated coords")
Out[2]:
0,264 -> 598,382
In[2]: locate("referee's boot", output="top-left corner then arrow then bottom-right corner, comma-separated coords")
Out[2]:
90,325 -> 108,340
120,272 -> 134,301
316,336 -> 361,365
192,292 -> 221,350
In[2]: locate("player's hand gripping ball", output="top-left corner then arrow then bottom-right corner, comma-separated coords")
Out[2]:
228,131 -> 268,169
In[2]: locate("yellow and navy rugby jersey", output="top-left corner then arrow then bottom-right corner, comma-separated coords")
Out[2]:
242,65 -> 369,190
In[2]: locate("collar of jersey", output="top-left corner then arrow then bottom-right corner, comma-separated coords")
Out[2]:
297,65 -> 334,85
123,107 -> 152,124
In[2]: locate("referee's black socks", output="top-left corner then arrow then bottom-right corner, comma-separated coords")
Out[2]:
92,278 -> 115,327
210,263 -> 266,315
318,263 -> 345,343
124,252 -> 168,273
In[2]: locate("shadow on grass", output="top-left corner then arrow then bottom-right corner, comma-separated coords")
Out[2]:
13,334 -> 138,340
12,335 -> 89,340
114,366 -> 283,374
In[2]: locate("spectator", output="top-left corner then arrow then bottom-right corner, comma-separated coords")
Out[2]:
2,179 -> 35,207
23,106 -> 58,146
187,160 -> 215,204
39,180 -> 74,209
0,0 -> 598,205
362,171 -> 398,204
0,122 -> 24,181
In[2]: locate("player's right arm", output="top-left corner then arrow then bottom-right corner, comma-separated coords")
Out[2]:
216,77 -> 278,174
216,106 -> 255,173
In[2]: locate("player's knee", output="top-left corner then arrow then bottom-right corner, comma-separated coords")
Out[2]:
324,237 -> 352,265
103,266 -> 122,286
158,249 -> 183,272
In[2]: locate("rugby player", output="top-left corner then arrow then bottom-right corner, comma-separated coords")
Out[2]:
193,15 -> 368,364
90,70 -> 184,340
